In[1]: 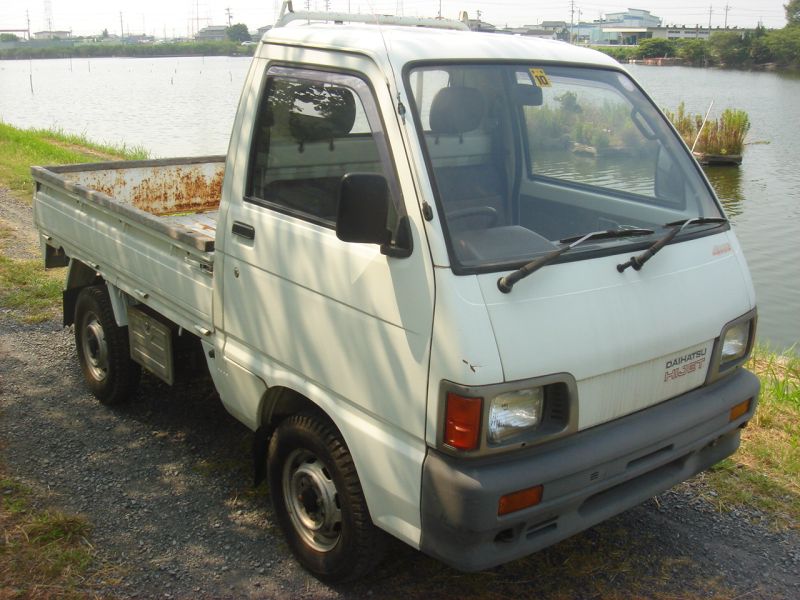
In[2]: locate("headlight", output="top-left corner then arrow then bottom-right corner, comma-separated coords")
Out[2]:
721,322 -> 749,364
488,388 -> 543,443
707,310 -> 756,384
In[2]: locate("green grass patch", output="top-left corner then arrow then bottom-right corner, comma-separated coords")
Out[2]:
0,254 -> 63,322
0,122 -> 147,321
0,468 -> 96,597
700,347 -> 800,529
0,121 -> 148,202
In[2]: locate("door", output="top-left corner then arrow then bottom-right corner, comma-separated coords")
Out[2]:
219,65 -> 435,539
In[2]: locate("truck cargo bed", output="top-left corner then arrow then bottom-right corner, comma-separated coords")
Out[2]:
32,156 -> 225,335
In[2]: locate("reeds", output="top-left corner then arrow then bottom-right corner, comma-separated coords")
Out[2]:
664,102 -> 751,156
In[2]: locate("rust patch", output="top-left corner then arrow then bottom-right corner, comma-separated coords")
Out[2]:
129,167 -> 224,216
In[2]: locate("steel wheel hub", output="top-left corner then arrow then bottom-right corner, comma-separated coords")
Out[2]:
282,449 -> 342,552
82,315 -> 108,382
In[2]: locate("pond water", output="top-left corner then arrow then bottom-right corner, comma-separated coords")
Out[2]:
0,57 -> 797,350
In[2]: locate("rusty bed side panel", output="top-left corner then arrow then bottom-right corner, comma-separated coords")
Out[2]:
67,162 -> 224,216
31,157 -> 225,253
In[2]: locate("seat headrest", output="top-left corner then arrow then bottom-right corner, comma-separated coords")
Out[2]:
288,84 -> 357,143
429,86 -> 485,135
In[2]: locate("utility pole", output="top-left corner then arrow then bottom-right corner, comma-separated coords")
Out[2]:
707,5 -> 713,31
723,4 -> 730,28
26,9 -> 30,40
225,7 -> 233,26
438,0 -> 442,19
570,0 -> 575,44
119,12 -> 124,41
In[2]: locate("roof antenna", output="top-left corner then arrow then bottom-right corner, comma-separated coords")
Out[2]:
365,0 -> 406,124
691,100 -> 714,153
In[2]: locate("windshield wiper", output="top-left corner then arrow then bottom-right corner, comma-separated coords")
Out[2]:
497,227 -> 654,293
616,217 -> 728,273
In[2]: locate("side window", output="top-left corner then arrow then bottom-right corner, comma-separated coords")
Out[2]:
246,73 -> 390,227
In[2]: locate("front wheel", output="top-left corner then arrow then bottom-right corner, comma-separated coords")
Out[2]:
74,285 -> 140,405
267,411 -> 385,582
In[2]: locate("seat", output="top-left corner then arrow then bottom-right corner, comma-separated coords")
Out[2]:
428,86 -> 508,229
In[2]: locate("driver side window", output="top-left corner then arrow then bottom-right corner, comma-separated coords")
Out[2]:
246,71 -> 391,228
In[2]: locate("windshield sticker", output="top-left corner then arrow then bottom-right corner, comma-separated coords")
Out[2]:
529,68 -> 552,88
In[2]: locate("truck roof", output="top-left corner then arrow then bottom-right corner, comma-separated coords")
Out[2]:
260,24 -> 620,71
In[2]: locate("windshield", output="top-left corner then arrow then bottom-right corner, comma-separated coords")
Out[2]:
407,64 -> 724,272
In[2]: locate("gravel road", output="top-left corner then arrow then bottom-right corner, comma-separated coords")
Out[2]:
1,189 -> 799,598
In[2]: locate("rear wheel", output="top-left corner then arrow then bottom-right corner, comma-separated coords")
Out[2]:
74,285 -> 140,404
267,411 -> 385,582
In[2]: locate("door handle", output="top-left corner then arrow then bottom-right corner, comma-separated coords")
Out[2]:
232,221 -> 255,240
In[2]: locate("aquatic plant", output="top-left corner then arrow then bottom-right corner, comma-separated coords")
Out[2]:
664,103 -> 750,156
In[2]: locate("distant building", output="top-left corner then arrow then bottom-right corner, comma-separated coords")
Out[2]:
33,30 -> 72,40
505,26 -> 556,39
195,25 -> 228,41
124,34 -> 155,44
540,21 -> 567,31
465,19 -> 497,33
648,25 -> 740,40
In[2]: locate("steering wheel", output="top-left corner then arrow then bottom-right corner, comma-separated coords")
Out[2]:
446,206 -> 499,228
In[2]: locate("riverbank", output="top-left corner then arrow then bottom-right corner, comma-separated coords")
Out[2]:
593,25 -> 800,71
0,41 -> 255,60
0,124 -> 797,597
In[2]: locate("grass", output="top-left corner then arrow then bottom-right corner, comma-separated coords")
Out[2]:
663,103 -> 751,156
0,254 -> 63,323
0,122 -> 146,321
0,121 -> 148,203
0,465 -> 96,598
697,346 -> 800,529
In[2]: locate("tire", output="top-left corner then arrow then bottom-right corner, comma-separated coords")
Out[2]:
267,411 -> 386,582
74,285 -> 140,405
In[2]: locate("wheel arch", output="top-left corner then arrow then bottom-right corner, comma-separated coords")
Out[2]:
253,386 -> 319,487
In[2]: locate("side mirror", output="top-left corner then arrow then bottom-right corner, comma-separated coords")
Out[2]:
336,173 -> 392,246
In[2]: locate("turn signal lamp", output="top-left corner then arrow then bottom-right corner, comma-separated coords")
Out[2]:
729,398 -> 752,422
498,485 -> 544,516
444,393 -> 482,451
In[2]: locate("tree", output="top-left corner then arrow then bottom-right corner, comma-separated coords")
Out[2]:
226,23 -> 251,43
0,33 -> 19,42
676,39 -> 707,65
786,0 -> 800,26
102,28 -> 109,38
708,31 -> 750,66
635,38 -> 676,59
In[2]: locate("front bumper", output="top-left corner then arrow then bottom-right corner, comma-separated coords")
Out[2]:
419,368 -> 759,571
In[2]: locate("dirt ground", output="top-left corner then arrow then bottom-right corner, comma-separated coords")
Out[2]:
1,188 -> 798,598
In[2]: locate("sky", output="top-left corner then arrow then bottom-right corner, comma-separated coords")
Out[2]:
0,1 -> 790,38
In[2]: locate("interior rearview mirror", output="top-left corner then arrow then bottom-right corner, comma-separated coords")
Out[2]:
515,84 -> 543,106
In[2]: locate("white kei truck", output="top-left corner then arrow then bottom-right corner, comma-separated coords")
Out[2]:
32,3 -> 760,583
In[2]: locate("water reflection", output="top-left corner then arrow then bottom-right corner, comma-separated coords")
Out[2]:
705,166 -> 745,218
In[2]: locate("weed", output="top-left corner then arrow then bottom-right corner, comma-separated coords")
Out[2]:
0,465 -> 96,597
664,103 -> 751,156
700,346 -> 799,528
0,254 -> 63,322
0,121 -> 148,203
